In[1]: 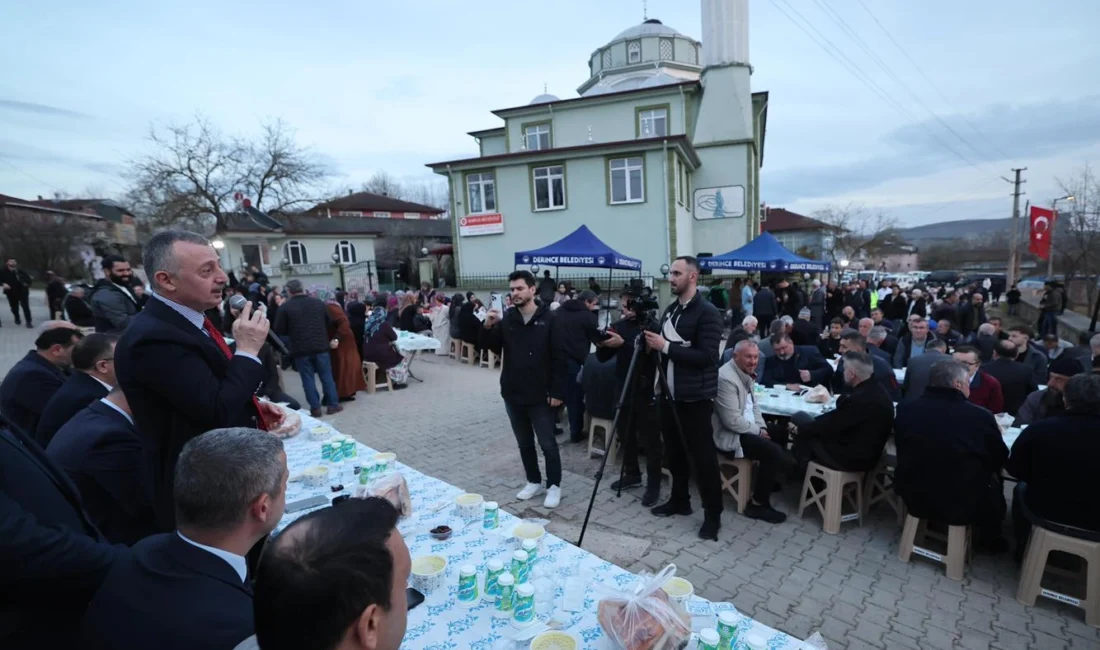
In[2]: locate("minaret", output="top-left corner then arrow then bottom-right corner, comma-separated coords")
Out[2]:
693,0 -> 752,145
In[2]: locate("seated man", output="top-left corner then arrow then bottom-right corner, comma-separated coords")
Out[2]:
953,345 -> 1003,414
81,428 -> 288,650
971,322 -> 999,363
250,498 -> 410,650
760,334 -> 833,389
901,338 -> 951,401
789,351 -> 895,473
982,340 -> 1038,416
866,326 -> 893,366
791,308 -> 819,346
894,360 -> 1008,552
816,317 -> 845,359
47,388 -> 155,545
1008,374 -> 1100,560
934,318 -> 963,350
1013,356 -> 1079,426
1008,325 -> 1049,385
713,340 -> 795,524
0,325 -> 83,435
36,333 -> 116,447
870,307 -> 894,335
893,316 -> 936,369
831,331 -> 900,401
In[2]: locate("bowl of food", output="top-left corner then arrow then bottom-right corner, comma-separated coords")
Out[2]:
410,555 -> 448,593
513,522 -> 546,546
300,465 -> 329,488
429,525 -> 453,541
309,425 -> 332,441
529,630 -> 578,650
660,576 -> 694,606
455,493 -> 484,521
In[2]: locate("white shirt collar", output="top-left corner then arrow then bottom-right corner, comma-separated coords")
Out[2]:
88,374 -> 113,392
98,397 -> 133,425
152,292 -> 206,331
177,532 -> 248,582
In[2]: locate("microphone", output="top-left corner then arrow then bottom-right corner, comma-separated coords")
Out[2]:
229,294 -> 290,356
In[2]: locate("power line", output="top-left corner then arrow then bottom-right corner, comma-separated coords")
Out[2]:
854,0 -> 1014,161
0,155 -> 65,194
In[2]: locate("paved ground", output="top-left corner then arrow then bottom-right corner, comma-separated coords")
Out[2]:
4,293 -> 1097,649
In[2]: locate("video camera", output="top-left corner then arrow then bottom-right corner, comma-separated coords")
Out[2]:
621,287 -> 662,334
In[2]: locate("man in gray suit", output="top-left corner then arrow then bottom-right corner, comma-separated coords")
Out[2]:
901,338 -> 950,401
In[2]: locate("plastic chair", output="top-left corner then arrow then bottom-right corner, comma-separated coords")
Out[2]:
798,461 -> 864,534
897,513 -> 971,580
717,455 -> 754,514
362,362 -> 394,395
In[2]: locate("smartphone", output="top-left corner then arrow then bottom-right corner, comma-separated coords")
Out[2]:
490,292 -> 504,314
406,587 -> 425,611
285,495 -> 329,513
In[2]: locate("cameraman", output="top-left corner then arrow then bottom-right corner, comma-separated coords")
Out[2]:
644,256 -> 724,540
598,289 -> 663,507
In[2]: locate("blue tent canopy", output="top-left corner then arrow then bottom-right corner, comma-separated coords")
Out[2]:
699,232 -> 831,273
514,225 -> 642,272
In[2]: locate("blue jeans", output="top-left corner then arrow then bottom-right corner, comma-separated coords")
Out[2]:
565,358 -> 586,441
295,352 -> 339,410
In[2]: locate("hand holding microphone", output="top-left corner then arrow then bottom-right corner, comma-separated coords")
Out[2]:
229,295 -> 279,356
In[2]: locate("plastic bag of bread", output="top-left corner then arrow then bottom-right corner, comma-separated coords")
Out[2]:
802,384 -> 831,404
596,565 -> 691,650
367,471 -> 412,517
268,406 -> 301,439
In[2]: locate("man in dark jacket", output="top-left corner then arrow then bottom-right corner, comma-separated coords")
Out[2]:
536,270 -> 556,305
45,271 -> 67,318
552,290 -> 604,442
832,332 -> 900,401
90,256 -> 141,334
0,258 -> 33,327
761,334 -> 833,388
934,318 -> 963,350
893,317 -> 937,369
35,333 -> 116,447
1007,373 -> 1100,560
790,351 -> 894,473
483,271 -> 568,509
955,291 -> 987,337
791,308 -> 819,346
982,341 -> 1039,416
1012,356 -> 1078,426
0,325 -> 83,435
817,317 -> 845,358
64,286 -> 96,327
753,283 -> 778,334
894,359 -> 1009,552
901,339 -> 951,401
1008,326 -> 1048,385
643,257 -> 724,540
273,279 -> 341,418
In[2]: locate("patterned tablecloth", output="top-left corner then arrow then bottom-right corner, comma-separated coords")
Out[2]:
277,413 -> 808,650
396,331 -> 442,353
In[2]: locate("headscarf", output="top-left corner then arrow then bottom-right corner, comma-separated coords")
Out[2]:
364,306 -> 387,338
387,295 -> 399,310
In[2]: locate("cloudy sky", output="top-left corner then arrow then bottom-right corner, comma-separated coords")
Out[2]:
2,0 -> 1098,226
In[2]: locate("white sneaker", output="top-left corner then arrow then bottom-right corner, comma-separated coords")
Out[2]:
543,486 -> 561,509
516,483 -> 545,501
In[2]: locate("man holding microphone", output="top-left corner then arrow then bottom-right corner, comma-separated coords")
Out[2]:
644,257 -> 725,540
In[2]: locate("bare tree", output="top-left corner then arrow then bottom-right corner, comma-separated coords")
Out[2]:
0,210 -> 100,278
1054,163 -> 1100,315
812,204 -> 899,268
127,115 -> 328,233
361,171 -> 404,199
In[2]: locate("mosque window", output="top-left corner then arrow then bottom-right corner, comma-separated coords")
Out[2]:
638,108 -> 668,137
660,38 -> 673,60
627,40 -> 641,64
601,49 -> 612,69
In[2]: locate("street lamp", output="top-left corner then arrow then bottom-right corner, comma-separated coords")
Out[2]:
421,247 -> 429,256
660,263 -> 670,277
531,264 -> 540,276
1048,195 -> 1075,278
331,253 -> 346,289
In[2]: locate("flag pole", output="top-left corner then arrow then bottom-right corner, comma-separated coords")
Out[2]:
1047,206 -> 1057,280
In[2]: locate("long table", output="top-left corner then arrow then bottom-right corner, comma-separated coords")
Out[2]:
394,331 -> 441,382
278,413 -> 809,649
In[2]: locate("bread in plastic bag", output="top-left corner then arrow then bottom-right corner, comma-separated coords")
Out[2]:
802,385 -> 831,404
268,406 -> 301,439
595,565 -> 692,650
367,471 -> 412,517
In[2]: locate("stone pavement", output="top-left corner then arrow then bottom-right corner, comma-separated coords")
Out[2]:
2,293 -> 1096,649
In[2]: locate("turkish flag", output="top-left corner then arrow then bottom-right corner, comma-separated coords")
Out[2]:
1028,206 -> 1056,260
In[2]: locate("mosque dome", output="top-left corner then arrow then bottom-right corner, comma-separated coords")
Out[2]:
528,93 -> 561,105
579,18 -> 702,97
610,18 -> 685,42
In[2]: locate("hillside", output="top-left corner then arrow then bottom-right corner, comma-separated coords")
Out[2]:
893,216 -> 1069,244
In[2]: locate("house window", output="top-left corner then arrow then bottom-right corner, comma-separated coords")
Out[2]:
638,108 -> 667,137
660,38 -> 673,60
466,172 -> 496,214
334,240 -> 356,264
404,212 -> 419,219
524,123 -> 551,150
532,165 -> 565,211
337,210 -> 363,217
681,163 -> 689,204
601,49 -> 612,69
374,211 -> 391,218
609,157 -> 644,204
627,40 -> 641,64
284,240 -> 308,265
674,160 -> 682,205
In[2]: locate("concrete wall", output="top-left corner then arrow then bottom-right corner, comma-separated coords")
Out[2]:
480,134 -> 506,156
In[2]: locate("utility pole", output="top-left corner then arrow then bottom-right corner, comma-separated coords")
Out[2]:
1004,167 -> 1027,289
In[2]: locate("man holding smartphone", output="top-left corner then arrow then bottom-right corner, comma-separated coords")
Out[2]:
483,271 -> 567,509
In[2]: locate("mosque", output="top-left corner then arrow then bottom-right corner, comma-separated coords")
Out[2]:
427,0 -> 766,278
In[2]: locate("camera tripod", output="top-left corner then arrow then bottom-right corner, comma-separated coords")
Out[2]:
576,331 -> 698,548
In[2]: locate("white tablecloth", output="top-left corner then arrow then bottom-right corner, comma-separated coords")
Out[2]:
277,413 -> 806,649
396,331 -> 442,353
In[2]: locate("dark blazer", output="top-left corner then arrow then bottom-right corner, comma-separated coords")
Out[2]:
80,533 -> 254,650
900,350 -> 951,400
791,319 -> 819,347
0,418 -> 122,646
869,345 -> 892,367
796,380 -> 895,472
832,354 -> 900,402
47,401 -> 155,546
895,387 -> 1008,525
761,345 -> 833,388
752,287 -> 778,317
115,298 -> 267,531
1017,346 -> 1049,386
981,357 -> 1038,416
880,333 -> 899,356
0,350 -> 65,436
35,371 -> 110,447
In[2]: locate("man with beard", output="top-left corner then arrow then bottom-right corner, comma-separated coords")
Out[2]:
762,333 -> 833,389
0,257 -> 34,327
1013,356 -> 1079,426
956,291 -> 987,337
91,255 -> 141,334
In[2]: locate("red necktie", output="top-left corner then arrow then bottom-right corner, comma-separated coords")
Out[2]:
202,317 -> 269,431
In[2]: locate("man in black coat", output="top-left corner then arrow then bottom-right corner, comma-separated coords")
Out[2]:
981,340 -> 1039,416
642,257 -> 724,540
1008,325 -> 1048,385
64,286 -> 96,327
90,256 -> 141,334
537,270 -> 557,305
0,325 -> 83,435
47,389 -> 155,546
752,283 -> 778,334
790,351 -> 894,473
273,279 -> 340,417
45,271 -> 67,318
893,317 -> 937,369
955,291 -> 987,337
35,333 -> 116,447
0,415 -> 124,646
894,359 -> 1009,552
900,339 -> 951,401
552,290 -> 604,442
791,308 -> 820,346
761,334 -> 833,388
115,230 -> 280,532
832,332 -> 900,401
0,258 -> 33,327
80,428 -> 287,650
483,271 -> 568,509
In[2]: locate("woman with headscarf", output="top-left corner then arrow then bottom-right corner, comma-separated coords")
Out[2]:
326,300 -> 367,400
385,293 -> 400,328
458,295 -> 483,351
347,298 -> 368,354
428,293 -> 451,356
398,292 -> 428,333
361,302 -> 409,388
448,293 -> 465,343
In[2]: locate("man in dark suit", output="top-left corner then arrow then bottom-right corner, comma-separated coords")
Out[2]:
895,359 -> 1009,552
64,285 -> 96,327
901,339 -> 950,401
753,283 -> 779,334
0,325 -> 83,435
81,428 -> 288,650
955,291 -> 987,337
789,351 -> 895,473
0,415 -> 124,646
35,333 -> 116,447
982,340 -> 1038,416
760,334 -> 833,388
867,326 -> 894,367
832,331 -> 900,401
115,230 -> 281,531
47,389 -> 155,545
